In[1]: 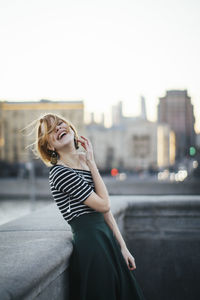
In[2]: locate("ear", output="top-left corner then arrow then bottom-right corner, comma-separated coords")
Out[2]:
47,143 -> 55,151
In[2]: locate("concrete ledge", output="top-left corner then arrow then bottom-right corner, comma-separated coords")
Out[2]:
0,195 -> 200,300
1,178 -> 200,200
0,204 -> 73,300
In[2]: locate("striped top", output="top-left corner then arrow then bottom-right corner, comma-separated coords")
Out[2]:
49,164 -> 96,223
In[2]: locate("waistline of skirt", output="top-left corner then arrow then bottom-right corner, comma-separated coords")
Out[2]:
68,212 -> 105,233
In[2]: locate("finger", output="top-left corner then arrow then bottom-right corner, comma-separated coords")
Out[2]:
128,258 -> 136,270
78,137 -> 88,146
80,135 -> 87,140
129,264 -> 136,271
77,138 -> 87,146
77,138 -> 85,143
77,140 -> 87,150
80,136 -> 89,145
126,259 -> 130,269
78,137 -> 86,142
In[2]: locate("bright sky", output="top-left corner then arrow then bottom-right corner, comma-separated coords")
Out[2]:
0,0 -> 200,132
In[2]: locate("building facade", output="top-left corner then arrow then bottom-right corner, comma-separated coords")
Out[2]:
0,100 -> 86,163
157,90 -> 196,161
87,101 -> 175,172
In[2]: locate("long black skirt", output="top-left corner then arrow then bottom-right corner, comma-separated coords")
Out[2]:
68,211 -> 146,300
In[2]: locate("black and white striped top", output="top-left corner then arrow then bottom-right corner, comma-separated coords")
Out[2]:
49,164 -> 96,223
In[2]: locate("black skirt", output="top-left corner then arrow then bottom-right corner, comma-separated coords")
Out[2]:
68,211 -> 146,300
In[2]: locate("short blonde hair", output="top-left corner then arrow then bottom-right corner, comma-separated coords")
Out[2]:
23,113 -> 79,167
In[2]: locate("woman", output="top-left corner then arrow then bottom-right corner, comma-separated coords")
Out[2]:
34,113 -> 146,300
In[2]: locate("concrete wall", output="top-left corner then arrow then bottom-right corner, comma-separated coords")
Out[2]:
1,178 -> 200,200
114,196 -> 200,300
0,196 -> 200,300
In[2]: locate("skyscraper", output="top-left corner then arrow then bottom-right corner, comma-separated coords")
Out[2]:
140,96 -> 147,120
157,90 -> 196,160
111,101 -> 123,126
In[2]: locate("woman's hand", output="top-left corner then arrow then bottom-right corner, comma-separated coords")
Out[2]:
77,136 -> 94,164
121,247 -> 136,271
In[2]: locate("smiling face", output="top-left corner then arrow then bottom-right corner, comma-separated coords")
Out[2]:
36,113 -> 79,166
47,118 -> 75,152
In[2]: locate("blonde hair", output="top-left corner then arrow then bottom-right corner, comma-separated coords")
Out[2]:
22,113 -> 79,167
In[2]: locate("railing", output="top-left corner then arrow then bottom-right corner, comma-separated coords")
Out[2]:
0,196 -> 200,300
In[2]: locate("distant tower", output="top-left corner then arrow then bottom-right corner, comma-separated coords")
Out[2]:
90,112 -> 95,124
157,89 -> 196,161
100,113 -> 105,127
112,101 -> 123,126
140,96 -> 147,120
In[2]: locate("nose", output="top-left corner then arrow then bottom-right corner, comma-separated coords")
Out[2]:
56,125 -> 62,132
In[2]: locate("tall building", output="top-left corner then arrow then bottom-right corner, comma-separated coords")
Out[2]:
111,101 -> 123,126
157,90 -> 196,160
0,100 -> 85,163
112,97 -> 147,127
140,96 -> 147,120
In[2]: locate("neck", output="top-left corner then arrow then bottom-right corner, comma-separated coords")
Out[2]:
57,144 -> 80,168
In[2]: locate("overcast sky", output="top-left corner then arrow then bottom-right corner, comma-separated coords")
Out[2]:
0,0 -> 199,131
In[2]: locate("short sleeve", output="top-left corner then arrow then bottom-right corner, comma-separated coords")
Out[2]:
51,166 -> 94,203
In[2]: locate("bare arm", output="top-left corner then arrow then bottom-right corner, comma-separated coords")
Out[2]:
78,136 -> 110,213
87,160 -> 109,200
103,210 -> 127,249
78,135 -> 136,271
103,210 -> 136,271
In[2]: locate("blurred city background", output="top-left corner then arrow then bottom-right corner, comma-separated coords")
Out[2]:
0,91 -> 199,225
0,0 -> 199,224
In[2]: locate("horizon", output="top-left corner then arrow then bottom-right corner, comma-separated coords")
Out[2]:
0,0 -> 199,132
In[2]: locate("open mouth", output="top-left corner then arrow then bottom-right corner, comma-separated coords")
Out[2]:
58,132 -> 67,140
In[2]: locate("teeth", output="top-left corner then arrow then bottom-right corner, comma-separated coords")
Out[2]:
59,132 -> 66,140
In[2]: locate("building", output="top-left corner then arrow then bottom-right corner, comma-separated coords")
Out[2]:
111,101 -> 123,126
87,99 -> 175,172
196,134 -> 200,148
157,90 -> 196,161
0,100 -> 86,163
